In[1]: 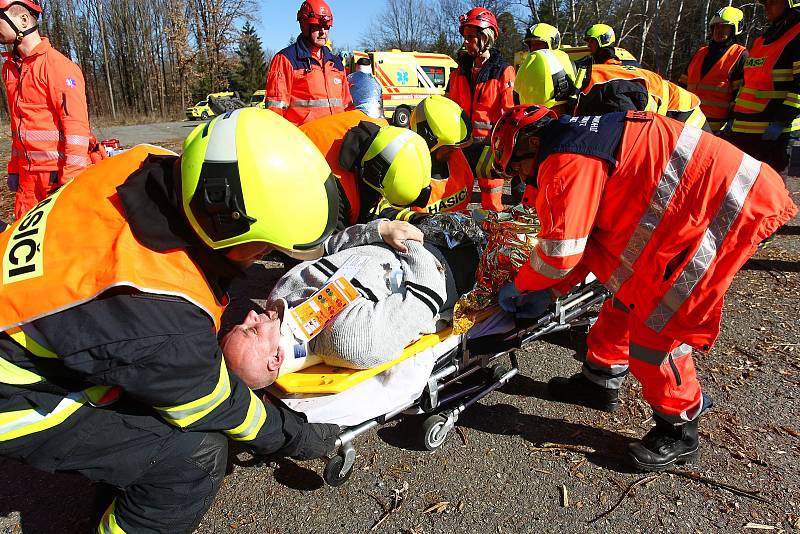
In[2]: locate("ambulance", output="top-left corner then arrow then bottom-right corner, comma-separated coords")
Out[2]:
350,50 -> 457,127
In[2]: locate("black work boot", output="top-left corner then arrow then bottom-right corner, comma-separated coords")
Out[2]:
547,372 -> 620,412
627,415 -> 700,471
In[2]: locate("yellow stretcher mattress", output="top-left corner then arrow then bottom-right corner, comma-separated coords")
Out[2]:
273,328 -> 454,394
273,307 -> 501,395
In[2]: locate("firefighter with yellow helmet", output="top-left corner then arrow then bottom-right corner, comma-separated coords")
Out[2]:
584,23 -> 640,66
0,108 -> 342,533
524,22 -> 561,52
377,95 -> 475,221
679,7 -> 748,133
728,0 -> 800,177
299,110 -> 433,236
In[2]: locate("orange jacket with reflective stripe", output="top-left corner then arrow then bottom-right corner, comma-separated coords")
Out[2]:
448,49 -> 515,143
516,112 -> 796,349
2,38 -> 91,182
299,110 -> 388,226
265,37 -> 352,126
0,145 -> 226,334
686,44 -> 747,120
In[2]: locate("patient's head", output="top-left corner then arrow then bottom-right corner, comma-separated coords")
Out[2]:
221,309 -> 285,389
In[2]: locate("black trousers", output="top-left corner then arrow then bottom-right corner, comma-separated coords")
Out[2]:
727,132 -> 793,179
0,400 -> 227,533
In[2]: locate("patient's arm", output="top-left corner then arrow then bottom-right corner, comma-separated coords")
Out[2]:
324,219 -> 423,254
313,241 -> 448,369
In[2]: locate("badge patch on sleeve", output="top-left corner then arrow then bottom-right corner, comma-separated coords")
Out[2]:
66,78 -> 77,88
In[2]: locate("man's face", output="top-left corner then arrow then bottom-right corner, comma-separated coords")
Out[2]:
221,309 -> 284,389
463,26 -> 483,56
586,38 -> 600,55
224,241 -> 272,267
301,22 -> 330,48
526,39 -> 548,52
764,0 -> 788,22
711,23 -> 733,42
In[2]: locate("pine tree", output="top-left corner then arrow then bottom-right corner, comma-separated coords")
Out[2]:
231,22 -> 268,99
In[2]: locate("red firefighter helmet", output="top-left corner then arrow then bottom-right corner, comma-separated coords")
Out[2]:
459,7 -> 499,37
297,0 -> 333,27
491,105 -> 558,176
0,0 -> 41,13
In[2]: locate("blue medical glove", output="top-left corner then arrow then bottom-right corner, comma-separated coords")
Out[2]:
498,283 -> 522,313
515,289 -> 554,319
762,122 -> 784,141
6,173 -> 18,193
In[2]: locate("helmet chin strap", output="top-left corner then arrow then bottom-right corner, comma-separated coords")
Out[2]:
0,10 -> 37,52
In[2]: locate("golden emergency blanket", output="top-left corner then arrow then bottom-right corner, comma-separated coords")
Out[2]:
453,205 -> 540,335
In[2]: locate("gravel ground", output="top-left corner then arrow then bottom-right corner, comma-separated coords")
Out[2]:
0,126 -> 798,534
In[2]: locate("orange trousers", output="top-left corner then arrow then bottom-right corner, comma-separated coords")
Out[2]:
583,298 -> 704,423
14,170 -> 58,219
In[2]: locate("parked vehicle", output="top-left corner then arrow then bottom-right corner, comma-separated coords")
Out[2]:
349,50 -> 457,127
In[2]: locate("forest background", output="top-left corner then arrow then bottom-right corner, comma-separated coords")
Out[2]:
0,0 -> 770,124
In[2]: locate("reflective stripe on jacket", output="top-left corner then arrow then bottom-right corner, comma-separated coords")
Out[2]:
2,38 -> 91,182
265,37 -> 352,126
516,112 -> 797,349
448,49 -> 515,144
686,44 -> 747,121
299,110 -> 388,225
733,19 -> 800,134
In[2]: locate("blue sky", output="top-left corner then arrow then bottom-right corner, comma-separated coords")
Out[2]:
255,1 -> 386,54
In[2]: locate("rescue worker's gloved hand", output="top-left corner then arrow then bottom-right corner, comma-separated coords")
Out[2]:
6,173 -> 18,193
287,423 -> 341,460
499,283 -> 553,318
762,122 -> 784,141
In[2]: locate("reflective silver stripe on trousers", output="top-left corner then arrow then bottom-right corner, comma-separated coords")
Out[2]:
645,153 -> 761,332
290,98 -> 344,108
27,150 -> 90,167
529,252 -> 573,279
538,236 -> 588,257
606,125 -> 703,293
266,100 -> 288,109
629,342 -> 692,366
582,360 -> 629,389
480,186 -> 503,193
473,121 -> 493,130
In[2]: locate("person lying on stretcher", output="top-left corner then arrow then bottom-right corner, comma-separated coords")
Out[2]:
221,219 -> 480,390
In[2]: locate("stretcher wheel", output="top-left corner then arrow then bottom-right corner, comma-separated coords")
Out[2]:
323,453 -> 353,487
489,364 -> 510,382
422,415 -> 449,451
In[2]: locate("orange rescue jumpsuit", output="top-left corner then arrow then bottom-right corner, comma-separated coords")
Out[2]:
448,49 -> 515,210
2,37 -> 91,219
517,112 -> 797,422
265,36 -> 352,126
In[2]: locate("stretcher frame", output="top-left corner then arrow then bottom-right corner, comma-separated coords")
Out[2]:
271,281 -> 610,486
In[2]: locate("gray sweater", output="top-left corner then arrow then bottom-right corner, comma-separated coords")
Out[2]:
269,219 -> 459,369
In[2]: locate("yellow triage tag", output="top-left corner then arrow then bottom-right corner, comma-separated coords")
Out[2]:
287,276 -> 361,343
